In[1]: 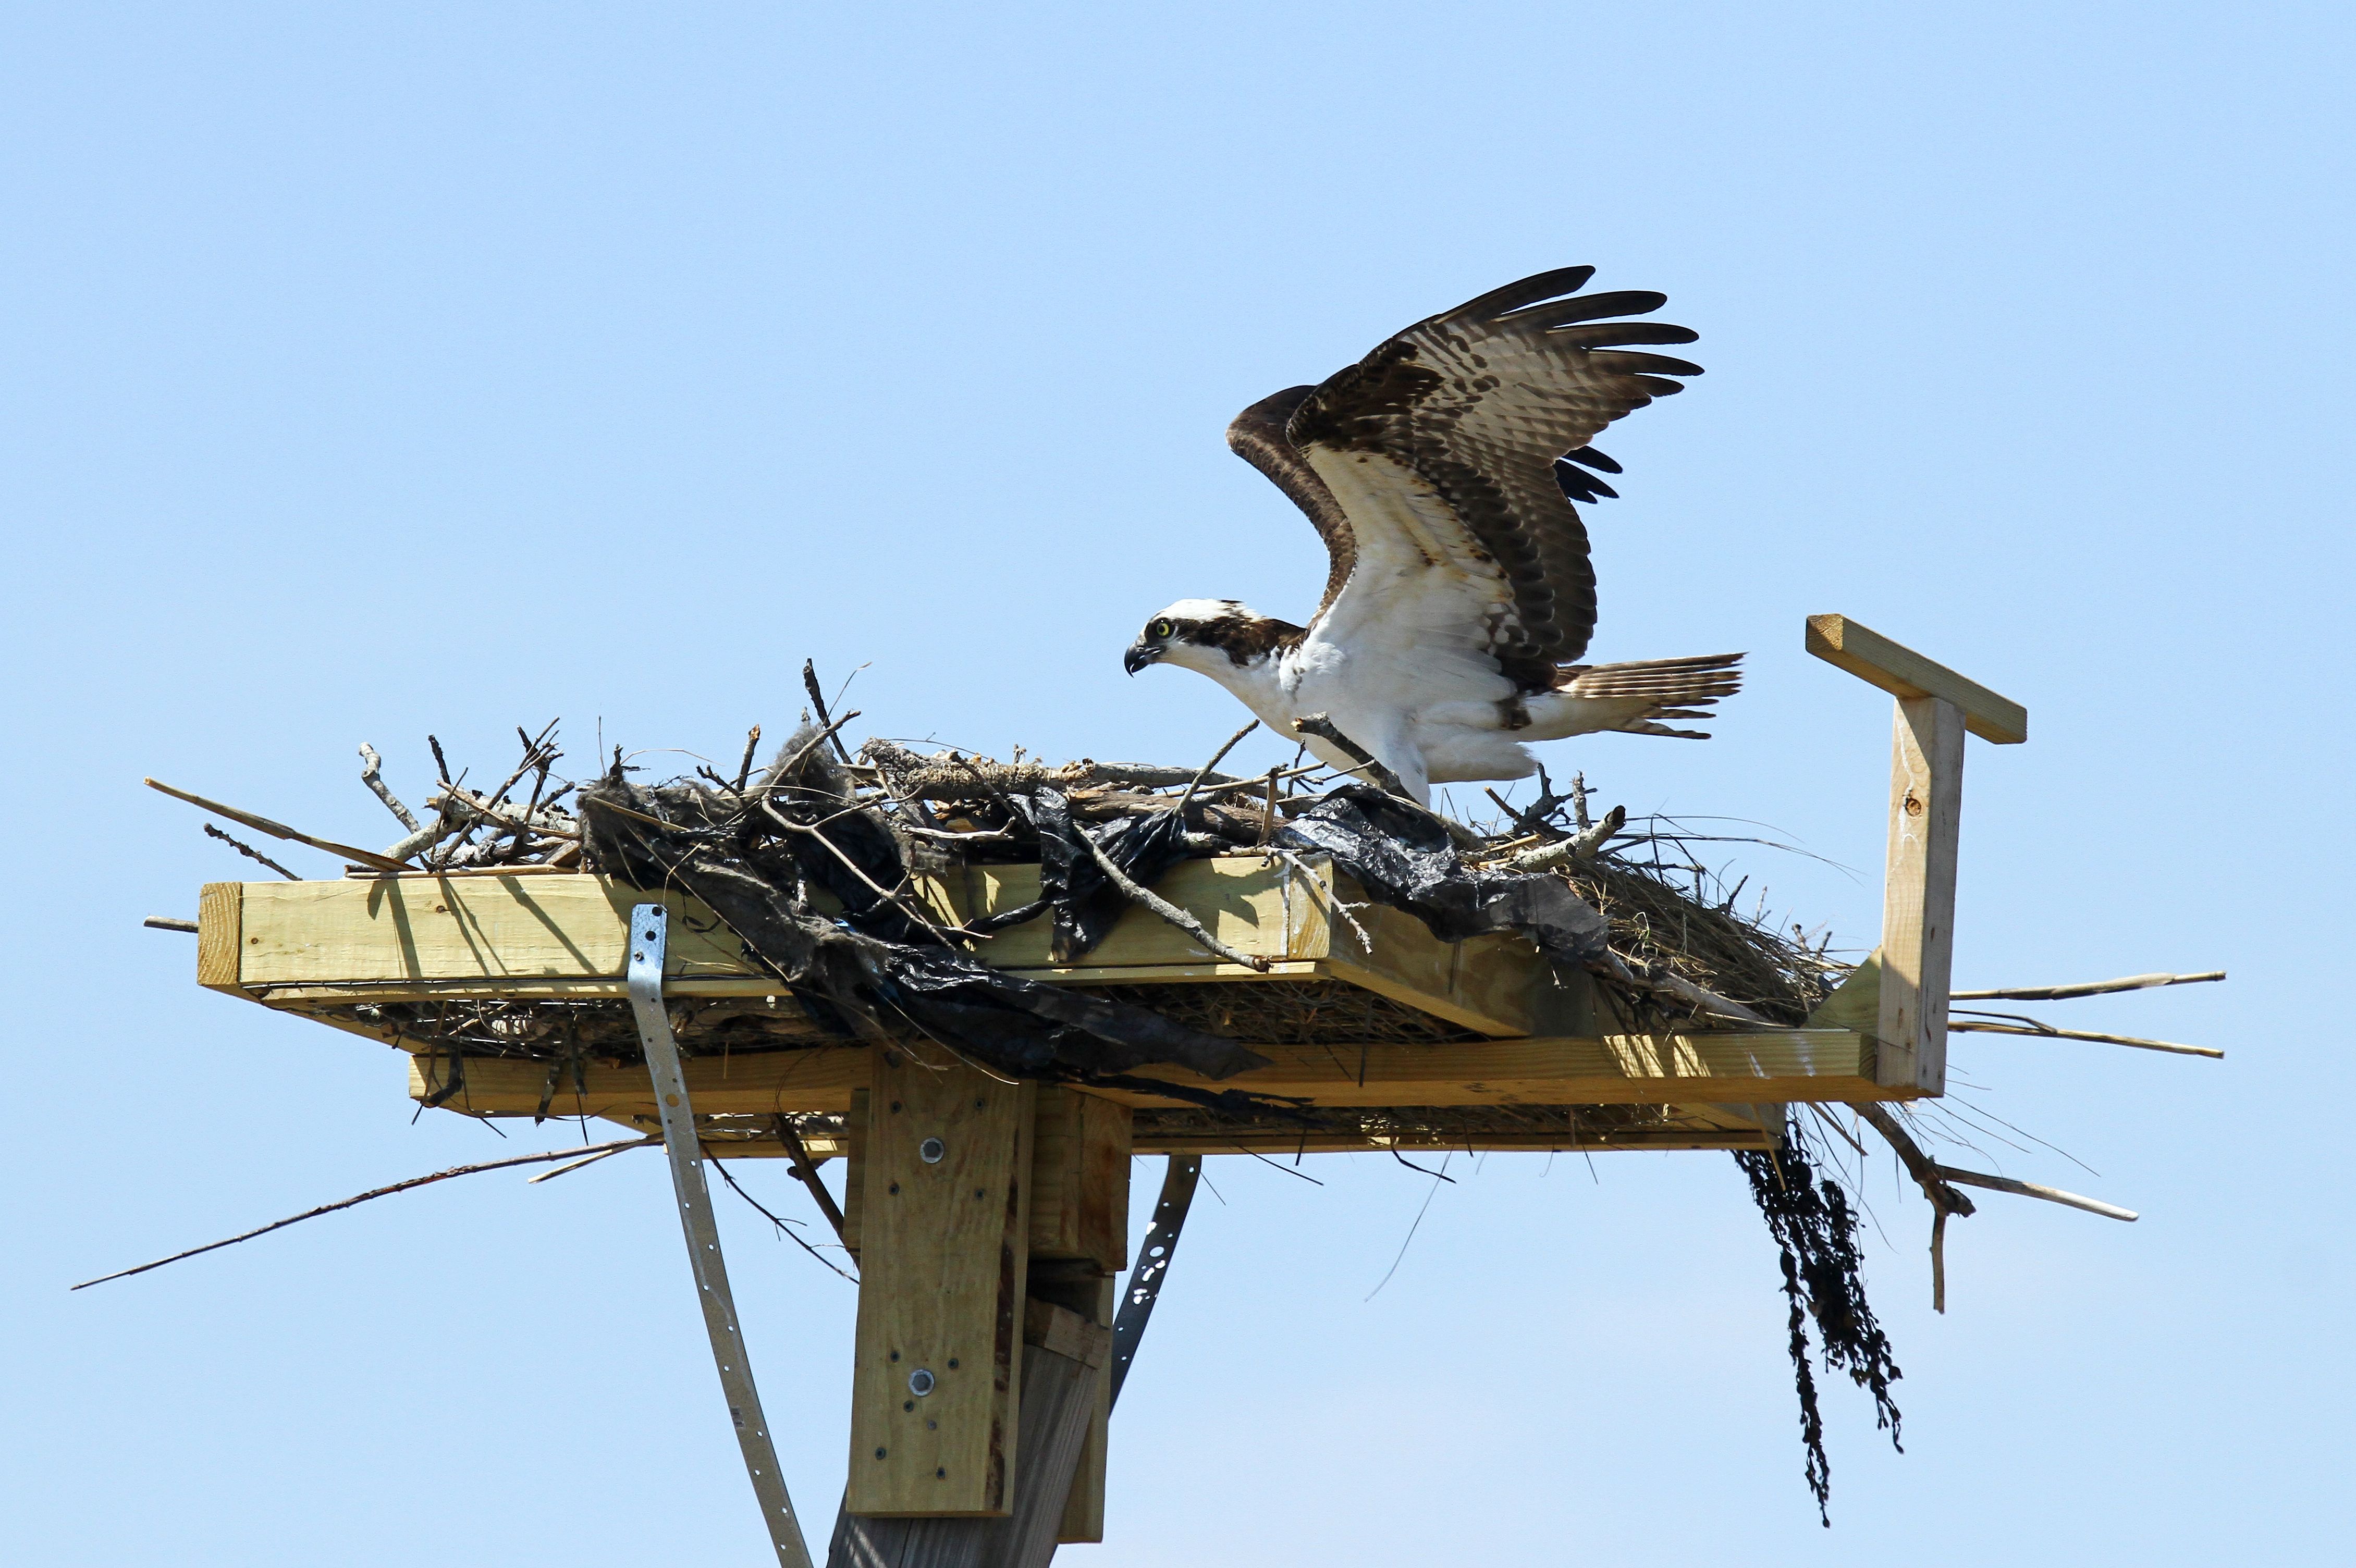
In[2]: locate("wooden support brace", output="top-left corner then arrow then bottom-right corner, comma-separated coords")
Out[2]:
847,1053 -> 1036,1518
1808,615 -> 2027,1097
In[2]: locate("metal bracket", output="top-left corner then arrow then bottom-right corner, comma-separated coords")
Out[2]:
628,904 -> 815,1568
1108,1153 -> 1201,1411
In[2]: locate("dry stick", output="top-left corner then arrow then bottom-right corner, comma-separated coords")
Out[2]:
1177,720 -> 1260,814
145,778 -> 412,873
357,743 -> 421,832
1951,970 -> 2226,1002
1506,805 -> 1627,874
1932,1165 -> 2138,1222
802,660 -> 856,765
772,1116 -> 849,1246
1291,712 -> 1406,797
1268,848 -> 1372,951
1593,949 -> 1770,1027
1078,829 -> 1271,971
524,1144 -> 636,1184
1849,1102 -> 1977,1314
1946,1020 -> 2222,1059
732,724 -> 764,792
71,1138 -> 659,1289
203,822 -> 301,880
143,916 -> 199,933
707,1153 -> 857,1283
756,797 -> 968,941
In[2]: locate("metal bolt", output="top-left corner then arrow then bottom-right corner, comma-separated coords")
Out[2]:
909,1368 -> 936,1397
919,1137 -> 945,1164
875,1447 -> 887,1460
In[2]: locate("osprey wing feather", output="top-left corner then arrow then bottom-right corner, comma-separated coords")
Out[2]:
1131,265 -> 1738,802
1226,266 -> 1702,691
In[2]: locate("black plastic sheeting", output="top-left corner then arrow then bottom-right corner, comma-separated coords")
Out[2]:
575,742 -> 1269,1095
1030,787 -> 1195,963
1272,786 -> 1611,964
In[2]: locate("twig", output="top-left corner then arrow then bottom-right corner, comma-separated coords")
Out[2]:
775,1115 -> 848,1246
1290,713 -> 1406,798
709,1154 -> 857,1282
1849,1103 -> 1975,1313
71,1138 -> 659,1289
1951,970 -> 2226,1002
143,916 -> 198,933
1932,1165 -> 2138,1223
732,725 -> 764,792
1270,848 -> 1371,951
358,743 -> 421,832
1078,828 -> 1271,971
1945,1019 -> 2221,1059
1568,770 -> 1592,831
524,1144 -> 636,1183
1504,805 -> 1627,873
802,661 -> 856,765
146,777 -> 411,874
203,822 -> 300,880
1178,720 -> 1259,813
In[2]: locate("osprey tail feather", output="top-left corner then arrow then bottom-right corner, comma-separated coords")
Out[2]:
1525,652 -> 1745,740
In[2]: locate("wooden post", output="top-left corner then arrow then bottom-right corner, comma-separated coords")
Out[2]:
1805,614 -> 2027,1098
846,1052 -> 1036,1517
828,1301 -> 1111,1568
1878,696 -> 1965,1092
1022,1088 -> 1130,1544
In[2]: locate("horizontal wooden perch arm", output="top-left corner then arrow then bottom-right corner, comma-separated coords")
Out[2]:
1805,614 -> 2028,744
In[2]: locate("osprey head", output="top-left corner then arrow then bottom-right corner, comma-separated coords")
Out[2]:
1124,600 -> 1299,676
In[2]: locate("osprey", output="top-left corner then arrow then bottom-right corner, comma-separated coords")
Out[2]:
1124,266 -> 1743,805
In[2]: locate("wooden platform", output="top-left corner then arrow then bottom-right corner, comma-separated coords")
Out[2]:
190,855 -> 1895,1156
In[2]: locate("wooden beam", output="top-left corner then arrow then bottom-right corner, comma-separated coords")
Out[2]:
847,1053 -> 1035,1518
407,1028 -> 1885,1119
197,882 -> 243,992
1878,697 -> 1964,1093
220,862 -> 1547,1036
1027,1088 -> 1130,1273
827,1300 -> 1110,1568
1805,614 -> 2028,745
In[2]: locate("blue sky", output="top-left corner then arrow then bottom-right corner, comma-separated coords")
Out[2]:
5,4 -> 2351,1563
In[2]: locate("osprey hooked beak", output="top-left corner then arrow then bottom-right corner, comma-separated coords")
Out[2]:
1124,618 -> 1175,675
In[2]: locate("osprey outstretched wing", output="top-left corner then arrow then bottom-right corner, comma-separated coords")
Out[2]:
1225,265 -> 1703,692
1126,267 -> 1741,801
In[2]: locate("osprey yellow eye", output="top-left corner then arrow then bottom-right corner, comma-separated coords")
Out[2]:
1151,620 -> 1174,639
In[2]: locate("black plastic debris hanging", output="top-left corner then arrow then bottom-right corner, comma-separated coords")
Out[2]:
1735,1142 -> 1905,1527
1033,787 -> 1195,962
1273,786 -> 1611,963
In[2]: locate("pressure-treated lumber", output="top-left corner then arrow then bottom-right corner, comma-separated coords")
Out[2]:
848,1054 -> 1035,1518
407,1029 -> 1884,1119
197,882 -> 243,992
1877,696 -> 1964,1093
828,1300 -> 1111,1568
1805,614 -> 2028,745
212,863 -> 1540,1035
1026,1088 -> 1130,1273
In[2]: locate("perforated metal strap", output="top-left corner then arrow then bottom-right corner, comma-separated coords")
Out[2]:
1108,1153 -> 1201,1410
628,904 -> 815,1568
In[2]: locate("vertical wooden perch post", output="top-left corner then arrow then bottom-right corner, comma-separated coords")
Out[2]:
1806,614 -> 2027,1096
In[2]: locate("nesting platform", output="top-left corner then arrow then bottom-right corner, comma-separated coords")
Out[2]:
174,613 -> 2026,1551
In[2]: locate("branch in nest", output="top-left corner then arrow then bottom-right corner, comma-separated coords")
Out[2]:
1077,828 -> 1270,971
358,743 -> 421,832
1946,1019 -> 2221,1059
1950,970 -> 2225,1002
861,738 -> 1246,801
204,822 -> 300,880
1503,805 -> 1626,873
